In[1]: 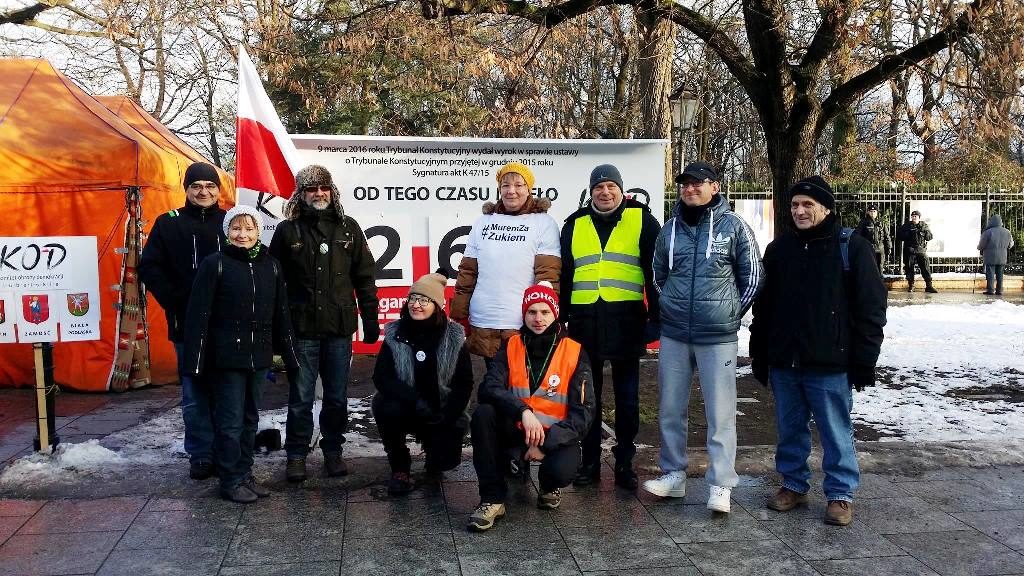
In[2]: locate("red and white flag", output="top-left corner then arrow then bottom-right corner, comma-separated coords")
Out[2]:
236,45 -> 301,241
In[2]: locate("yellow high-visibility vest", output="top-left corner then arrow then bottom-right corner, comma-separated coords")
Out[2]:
570,207 -> 645,304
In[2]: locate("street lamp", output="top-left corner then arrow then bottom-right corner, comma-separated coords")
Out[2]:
669,86 -> 699,180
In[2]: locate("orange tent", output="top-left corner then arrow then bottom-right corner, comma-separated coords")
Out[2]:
0,59 -> 234,391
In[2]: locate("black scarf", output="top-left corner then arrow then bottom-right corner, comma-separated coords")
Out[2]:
520,322 -> 560,392
679,193 -> 722,226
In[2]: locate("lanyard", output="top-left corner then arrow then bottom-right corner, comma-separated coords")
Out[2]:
524,337 -> 557,389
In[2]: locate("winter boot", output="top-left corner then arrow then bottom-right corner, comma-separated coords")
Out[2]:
767,487 -> 809,512
189,459 -> 215,480
244,476 -> 271,498
825,500 -> 853,526
537,489 -> 562,510
572,462 -> 601,486
286,456 -> 307,483
220,484 -> 258,504
614,466 -> 639,490
323,451 -> 349,477
387,472 -> 414,495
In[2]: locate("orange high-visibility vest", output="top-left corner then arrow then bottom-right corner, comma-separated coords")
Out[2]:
506,334 -> 582,429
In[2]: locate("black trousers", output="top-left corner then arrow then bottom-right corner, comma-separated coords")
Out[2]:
904,251 -> 933,287
471,403 -> 580,503
580,355 -> 640,470
372,395 -> 465,474
872,252 -> 885,273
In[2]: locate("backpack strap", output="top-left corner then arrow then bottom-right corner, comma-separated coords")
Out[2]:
839,227 -> 854,272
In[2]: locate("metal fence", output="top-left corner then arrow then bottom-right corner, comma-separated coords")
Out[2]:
665,182 -> 1024,275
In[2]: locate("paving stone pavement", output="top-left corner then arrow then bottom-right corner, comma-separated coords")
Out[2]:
1,459 -> 1024,575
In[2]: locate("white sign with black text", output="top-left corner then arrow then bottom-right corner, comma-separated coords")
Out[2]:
0,236 -> 101,343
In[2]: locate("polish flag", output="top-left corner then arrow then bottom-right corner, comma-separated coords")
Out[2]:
236,45 -> 301,241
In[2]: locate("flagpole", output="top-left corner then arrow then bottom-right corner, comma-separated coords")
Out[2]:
33,342 -> 58,453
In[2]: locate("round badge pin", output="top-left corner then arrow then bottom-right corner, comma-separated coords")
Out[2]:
319,242 -> 329,254
415,350 -> 426,362
547,374 -> 560,387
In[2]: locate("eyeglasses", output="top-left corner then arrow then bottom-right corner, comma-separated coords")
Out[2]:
188,183 -> 219,192
407,294 -> 433,307
303,185 -> 332,194
679,179 -> 711,189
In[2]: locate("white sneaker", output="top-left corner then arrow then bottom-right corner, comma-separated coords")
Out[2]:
707,485 -> 731,513
642,471 -> 686,497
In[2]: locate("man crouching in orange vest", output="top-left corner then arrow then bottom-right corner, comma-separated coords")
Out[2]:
467,281 -> 595,532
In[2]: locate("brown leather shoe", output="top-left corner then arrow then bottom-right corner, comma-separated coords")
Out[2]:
824,500 -> 853,526
766,487 -> 809,512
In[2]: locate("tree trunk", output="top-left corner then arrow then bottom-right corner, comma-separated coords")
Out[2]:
635,3 -> 675,185
766,121 -> 819,234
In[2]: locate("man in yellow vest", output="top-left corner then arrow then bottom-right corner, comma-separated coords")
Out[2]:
468,282 -> 595,532
560,164 -> 662,489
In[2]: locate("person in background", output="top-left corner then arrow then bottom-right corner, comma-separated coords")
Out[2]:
854,205 -> 891,274
184,205 -> 299,503
467,282 -> 594,532
269,165 -> 380,483
978,214 -> 1015,296
559,164 -> 661,490
451,163 -> 561,367
372,270 -> 474,495
139,161 -> 226,480
897,210 -> 937,293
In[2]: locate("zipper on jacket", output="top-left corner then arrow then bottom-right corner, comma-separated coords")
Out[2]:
194,336 -> 204,373
192,235 -> 198,269
250,262 -> 256,370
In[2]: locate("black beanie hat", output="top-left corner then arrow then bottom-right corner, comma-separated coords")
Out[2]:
789,176 -> 835,210
590,164 -> 623,192
184,162 -> 221,190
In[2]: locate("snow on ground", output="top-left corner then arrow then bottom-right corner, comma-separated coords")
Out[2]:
856,300 -> 1024,441
3,300 -> 1022,480
743,300 -> 1024,442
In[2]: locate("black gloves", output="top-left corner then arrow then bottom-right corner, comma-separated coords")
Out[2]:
361,316 -> 381,344
752,360 -> 769,386
415,399 -> 443,426
848,365 -> 875,391
643,320 -> 661,344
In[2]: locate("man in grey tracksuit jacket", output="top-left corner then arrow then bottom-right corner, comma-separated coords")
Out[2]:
644,161 -> 763,511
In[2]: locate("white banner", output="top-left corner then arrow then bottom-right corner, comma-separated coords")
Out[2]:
909,200 -> 983,258
733,199 -> 774,256
0,236 -> 101,343
242,136 -> 667,253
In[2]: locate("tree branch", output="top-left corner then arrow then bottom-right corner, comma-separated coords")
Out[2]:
0,2 -> 62,26
799,0 -> 853,79
818,0 -> 988,133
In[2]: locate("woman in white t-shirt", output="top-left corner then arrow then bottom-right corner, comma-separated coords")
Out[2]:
451,162 -> 561,362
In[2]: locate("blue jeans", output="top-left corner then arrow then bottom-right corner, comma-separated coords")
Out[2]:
770,367 -> 859,502
285,337 -> 352,457
657,337 -> 739,488
212,369 -> 265,490
174,343 -> 214,462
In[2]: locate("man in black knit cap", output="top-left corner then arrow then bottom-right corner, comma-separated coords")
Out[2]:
139,161 -> 226,480
750,175 -> 887,526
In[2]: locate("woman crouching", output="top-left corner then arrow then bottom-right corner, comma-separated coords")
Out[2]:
372,270 -> 474,494
184,205 -> 298,503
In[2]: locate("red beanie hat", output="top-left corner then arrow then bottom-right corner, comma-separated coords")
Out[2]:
522,281 -> 559,318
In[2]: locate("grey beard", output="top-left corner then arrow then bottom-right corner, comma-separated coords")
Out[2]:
311,200 -> 330,211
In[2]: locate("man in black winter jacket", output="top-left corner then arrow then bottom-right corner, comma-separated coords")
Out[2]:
138,161 -> 226,480
269,164 -> 379,482
559,164 -> 661,489
854,206 -> 890,273
897,210 -> 937,292
749,176 -> 887,527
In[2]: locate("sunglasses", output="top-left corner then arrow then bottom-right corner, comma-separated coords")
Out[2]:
303,185 -> 332,193
679,179 -> 712,189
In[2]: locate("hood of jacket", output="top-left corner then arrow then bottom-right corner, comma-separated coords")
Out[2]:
987,214 -> 1003,229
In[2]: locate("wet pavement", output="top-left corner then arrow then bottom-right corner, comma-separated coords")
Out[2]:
0,289 -> 1022,574
0,460 -> 1023,575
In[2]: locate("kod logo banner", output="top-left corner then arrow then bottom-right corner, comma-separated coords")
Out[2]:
0,236 -> 101,344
